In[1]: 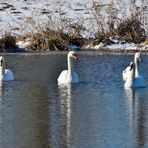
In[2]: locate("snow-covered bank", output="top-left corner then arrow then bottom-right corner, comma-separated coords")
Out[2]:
0,0 -> 147,36
82,42 -> 148,52
0,0 -> 147,52
15,38 -> 148,52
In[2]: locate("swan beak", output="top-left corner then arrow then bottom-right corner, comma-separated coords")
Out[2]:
72,54 -> 77,59
139,57 -> 142,62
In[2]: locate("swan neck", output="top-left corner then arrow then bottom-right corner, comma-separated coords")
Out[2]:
134,59 -> 139,77
67,56 -> 74,75
0,59 -> 5,76
130,67 -> 135,81
125,65 -> 135,87
0,66 -> 3,76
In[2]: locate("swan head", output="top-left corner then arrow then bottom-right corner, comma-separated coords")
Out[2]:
68,51 -> 77,59
129,62 -> 134,71
134,52 -> 141,64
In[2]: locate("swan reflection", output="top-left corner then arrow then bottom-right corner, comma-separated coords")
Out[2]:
0,82 -> 4,102
125,88 -> 148,147
0,82 -> 4,148
58,84 -> 72,148
125,88 -> 136,128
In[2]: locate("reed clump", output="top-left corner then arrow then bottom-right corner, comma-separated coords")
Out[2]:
0,1 -> 147,52
90,1 -> 147,45
0,33 -> 17,52
117,14 -> 146,43
15,15 -> 86,51
20,29 -> 67,51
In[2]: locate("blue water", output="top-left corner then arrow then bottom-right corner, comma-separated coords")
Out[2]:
0,52 -> 148,148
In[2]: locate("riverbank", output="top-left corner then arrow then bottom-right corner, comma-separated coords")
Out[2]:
0,0 -> 147,53
1,33 -> 147,53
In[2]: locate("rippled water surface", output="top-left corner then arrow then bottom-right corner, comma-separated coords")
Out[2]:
0,52 -> 148,148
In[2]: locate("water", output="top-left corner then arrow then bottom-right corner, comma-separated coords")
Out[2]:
0,52 -> 148,148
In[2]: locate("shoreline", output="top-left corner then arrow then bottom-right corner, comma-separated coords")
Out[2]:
1,49 -> 148,56
0,1 -> 147,53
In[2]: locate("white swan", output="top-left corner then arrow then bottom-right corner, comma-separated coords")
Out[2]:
57,51 -> 79,84
124,62 -> 134,88
0,56 -> 14,81
124,62 -> 146,88
122,52 -> 143,81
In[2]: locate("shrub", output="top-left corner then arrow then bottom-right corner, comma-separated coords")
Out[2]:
0,33 -> 17,52
117,14 -> 146,43
90,1 -> 147,44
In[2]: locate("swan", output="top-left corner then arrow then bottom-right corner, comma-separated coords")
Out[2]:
57,51 -> 79,84
122,52 -> 143,81
124,62 -> 146,88
124,62 -> 135,88
0,56 -> 14,81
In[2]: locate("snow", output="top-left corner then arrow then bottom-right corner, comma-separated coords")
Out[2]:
107,43 -> 137,50
16,40 -> 31,49
0,0 -> 147,35
91,43 -> 104,50
83,41 -> 148,52
0,0 -> 147,51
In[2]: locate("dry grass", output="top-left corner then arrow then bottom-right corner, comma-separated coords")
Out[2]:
116,14 -> 146,43
15,15 -> 86,51
0,32 -> 17,52
90,1 -> 147,44
0,1 -> 147,52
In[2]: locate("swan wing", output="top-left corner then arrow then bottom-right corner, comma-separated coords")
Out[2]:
57,70 -> 69,84
57,71 -> 79,84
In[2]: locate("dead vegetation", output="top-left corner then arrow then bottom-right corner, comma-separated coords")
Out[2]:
117,16 -> 146,43
0,33 -> 17,52
14,15 -> 86,51
0,1 -> 147,52
91,1 -> 147,45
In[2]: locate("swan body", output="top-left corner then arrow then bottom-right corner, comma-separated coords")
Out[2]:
124,62 -> 146,88
57,51 -> 79,84
0,56 -> 14,81
58,70 -> 79,83
122,52 -> 143,81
